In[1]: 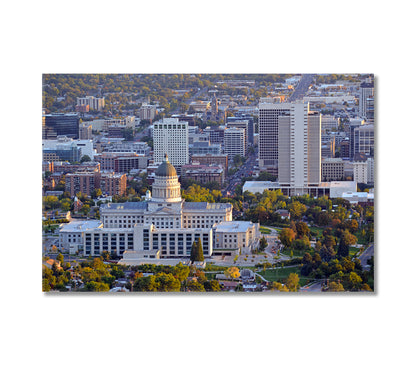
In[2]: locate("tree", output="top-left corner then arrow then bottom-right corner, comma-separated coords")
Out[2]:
84,281 -> 110,292
259,236 -> 268,252
295,222 -> 310,239
224,266 -> 240,279
338,230 -> 357,258
286,273 -> 300,292
328,281 -> 344,292
80,155 -> 91,163
194,238 -> 204,262
279,228 -> 296,249
172,263 -> 190,283
91,188 -> 103,199
187,279 -> 205,292
288,201 -> 307,220
190,241 -> 197,263
204,280 -> 221,292
271,282 -> 289,292
56,252 -> 64,264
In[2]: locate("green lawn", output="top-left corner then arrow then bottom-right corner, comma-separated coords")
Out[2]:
349,246 -> 361,257
258,266 -> 309,286
260,226 -> 271,234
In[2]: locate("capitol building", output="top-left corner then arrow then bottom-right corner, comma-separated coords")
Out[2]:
59,154 -> 259,265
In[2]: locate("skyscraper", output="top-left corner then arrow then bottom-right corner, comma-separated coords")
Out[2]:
359,79 -> 374,119
153,118 -> 189,169
258,102 -> 321,188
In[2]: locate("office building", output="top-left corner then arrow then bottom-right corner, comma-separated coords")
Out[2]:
224,127 -> 246,160
358,80 -> 374,119
43,113 -> 80,139
353,157 -> 374,184
189,141 -> 222,155
181,163 -> 225,185
227,115 -> 255,144
153,118 -> 189,169
322,158 -> 344,181
43,136 -> 95,160
259,102 -> 321,187
191,154 -> 228,175
204,126 -> 226,146
353,124 -> 374,157
226,120 -> 249,152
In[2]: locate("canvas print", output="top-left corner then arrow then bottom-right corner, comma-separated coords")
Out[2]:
42,74 -> 375,293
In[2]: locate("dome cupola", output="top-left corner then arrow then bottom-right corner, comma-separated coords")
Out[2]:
155,153 -> 177,178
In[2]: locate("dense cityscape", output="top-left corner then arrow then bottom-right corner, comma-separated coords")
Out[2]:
42,73 -> 375,292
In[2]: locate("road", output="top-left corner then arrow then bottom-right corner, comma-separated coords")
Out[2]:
223,151 -> 257,196
288,74 -> 315,102
358,243 -> 374,270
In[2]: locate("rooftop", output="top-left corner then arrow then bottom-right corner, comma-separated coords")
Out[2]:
59,220 -> 102,232
101,202 -> 148,211
183,202 -> 232,210
213,220 -> 255,233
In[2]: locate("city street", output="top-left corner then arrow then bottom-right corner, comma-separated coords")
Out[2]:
358,243 -> 374,270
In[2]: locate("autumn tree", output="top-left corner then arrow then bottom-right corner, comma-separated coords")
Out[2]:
224,266 -> 240,279
286,273 -> 300,292
279,228 -> 296,249
288,201 -> 307,220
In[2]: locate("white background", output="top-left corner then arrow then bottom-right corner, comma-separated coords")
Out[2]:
1,1 -> 414,373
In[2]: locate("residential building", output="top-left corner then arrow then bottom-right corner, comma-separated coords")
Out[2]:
79,123 -> 93,140
139,104 -> 157,121
77,96 -> 105,111
65,172 -> 126,197
95,152 -> 148,173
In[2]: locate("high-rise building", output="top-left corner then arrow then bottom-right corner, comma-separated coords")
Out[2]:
79,123 -> 93,140
153,118 -> 189,169
224,127 -> 246,160
43,113 -> 80,139
258,102 -> 321,187
353,124 -> 374,157
226,120 -> 249,153
358,80 -> 374,119
227,115 -> 255,144
139,104 -> 157,121
77,96 -> 105,111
